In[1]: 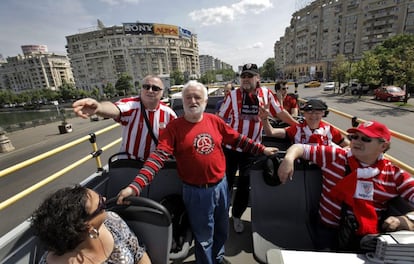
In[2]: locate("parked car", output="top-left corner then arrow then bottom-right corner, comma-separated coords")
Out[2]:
323,82 -> 335,91
374,86 -> 406,102
304,81 -> 321,88
342,83 -> 370,95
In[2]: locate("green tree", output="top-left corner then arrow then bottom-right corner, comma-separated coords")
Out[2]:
331,54 -> 348,93
103,83 -> 115,98
353,52 -> 381,87
170,70 -> 184,85
371,34 -> 414,86
260,58 -> 276,80
59,83 -> 77,101
200,70 -> 216,85
115,73 -> 133,96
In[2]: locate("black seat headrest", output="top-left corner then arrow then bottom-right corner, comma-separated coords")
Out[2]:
263,156 -> 282,186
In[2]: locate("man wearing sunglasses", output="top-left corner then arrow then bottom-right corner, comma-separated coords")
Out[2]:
218,63 -> 298,233
277,120 -> 414,251
274,80 -> 298,117
72,75 -> 177,161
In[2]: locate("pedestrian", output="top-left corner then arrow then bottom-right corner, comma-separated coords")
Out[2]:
274,80 -> 298,117
117,80 -> 278,264
31,185 -> 151,264
277,120 -> 414,251
218,63 -> 298,233
72,75 -> 177,161
260,99 -> 349,147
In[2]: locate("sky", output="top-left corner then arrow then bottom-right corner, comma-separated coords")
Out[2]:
0,0 -> 303,70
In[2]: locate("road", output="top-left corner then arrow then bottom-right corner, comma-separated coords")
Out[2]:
0,117 -> 122,237
0,87 -> 413,239
295,86 -> 414,167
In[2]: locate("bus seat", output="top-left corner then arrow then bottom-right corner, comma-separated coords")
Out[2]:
250,160 -> 322,263
108,196 -> 172,264
140,160 -> 193,261
103,152 -> 144,199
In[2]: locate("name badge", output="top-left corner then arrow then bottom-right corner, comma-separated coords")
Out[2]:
354,180 -> 374,201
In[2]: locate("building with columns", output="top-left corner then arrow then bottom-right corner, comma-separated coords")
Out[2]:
66,20 -> 200,91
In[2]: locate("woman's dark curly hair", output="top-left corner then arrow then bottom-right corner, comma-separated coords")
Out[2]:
30,185 -> 92,255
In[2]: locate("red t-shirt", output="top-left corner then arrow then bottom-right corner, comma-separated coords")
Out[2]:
130,113 -> 265,194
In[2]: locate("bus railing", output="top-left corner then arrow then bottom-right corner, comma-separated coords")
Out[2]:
0,123 -> 121,211
0,103 -> 413,213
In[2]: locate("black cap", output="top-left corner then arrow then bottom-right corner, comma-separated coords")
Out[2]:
300,99 -> 328,111
241,63 -> 259,75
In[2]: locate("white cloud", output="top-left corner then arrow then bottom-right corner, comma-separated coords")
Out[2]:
189,0 -> 273,26
99,0 -> 141,5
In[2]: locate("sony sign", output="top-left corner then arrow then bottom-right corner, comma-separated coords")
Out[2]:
123,23 -> 154,34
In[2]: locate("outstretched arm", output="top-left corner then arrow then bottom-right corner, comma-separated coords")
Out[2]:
276,109 -> 299,126
72,98 -> 120,119
259,104 -> 287,138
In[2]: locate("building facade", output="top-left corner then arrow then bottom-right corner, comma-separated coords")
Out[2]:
66,21 -> 200,91
0,45 -> 74,93
274,0 -> 414,82
199,55 -> 233,75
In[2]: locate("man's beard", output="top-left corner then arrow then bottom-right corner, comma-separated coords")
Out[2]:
241,82 -> 255,92
184,104 -> 207,116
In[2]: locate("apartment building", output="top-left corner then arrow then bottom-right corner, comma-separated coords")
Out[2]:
199,55 -> 233,75
274,0 -> 414,81
0,45 -> 74,93
66,21 -> 200,91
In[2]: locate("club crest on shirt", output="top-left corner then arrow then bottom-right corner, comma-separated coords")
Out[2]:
354,180 -> 374,201
193,133 -> 215,155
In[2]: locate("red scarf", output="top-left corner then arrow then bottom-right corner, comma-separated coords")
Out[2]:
329,155 -> 386,235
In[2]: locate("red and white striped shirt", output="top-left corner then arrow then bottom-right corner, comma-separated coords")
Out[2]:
114,97 -> 177,160
286,120 -> 345,146
303,144 -> 414,228
219,87 -> 283,150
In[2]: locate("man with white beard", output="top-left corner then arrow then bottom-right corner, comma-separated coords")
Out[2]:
117,80 -> 278,264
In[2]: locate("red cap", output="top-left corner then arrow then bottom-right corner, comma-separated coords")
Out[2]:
347,121 -> 391,142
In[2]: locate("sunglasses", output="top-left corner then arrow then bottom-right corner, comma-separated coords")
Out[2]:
87,194 -> 106,220
281,87 -> 288,90
142,84 -> 163,92
347,134 -> 375,143
240,73 -> 254,79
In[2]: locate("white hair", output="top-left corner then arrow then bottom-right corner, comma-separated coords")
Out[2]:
182,80 -> 208,99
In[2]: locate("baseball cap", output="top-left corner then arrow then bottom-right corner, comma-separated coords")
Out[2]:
300,99 -> 328,111
346,120 -> 391,142
241,63 -> 259,75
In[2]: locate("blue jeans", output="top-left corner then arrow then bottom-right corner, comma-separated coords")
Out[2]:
183,177 -> 230,264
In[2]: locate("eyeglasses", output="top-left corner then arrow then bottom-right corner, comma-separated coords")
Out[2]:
87,194 -> 106,220
281,87 -> 288,90
347,134 -> 386,143
347,134 -> 373,143
240,73 -> 254,79
142,84 -> 163,92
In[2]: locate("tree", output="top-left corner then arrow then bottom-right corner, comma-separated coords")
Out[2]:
103,83 -> 115,98
353,52 -> 381,87
115,73 -> 133,96
371,34 -> 414,87
170,70 -> 184,85
260,58 -> 276,80
331,54 -> 348,93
